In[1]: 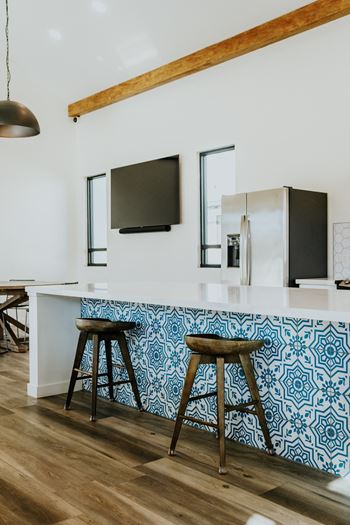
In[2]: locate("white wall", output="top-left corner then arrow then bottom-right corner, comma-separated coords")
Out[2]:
0,100 -> 77,282
76,17 -> 350,283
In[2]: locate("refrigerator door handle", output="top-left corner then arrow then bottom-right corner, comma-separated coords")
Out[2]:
247,218 -> 251,285
240,215 -> 251,285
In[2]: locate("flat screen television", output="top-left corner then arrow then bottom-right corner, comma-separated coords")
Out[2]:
111,155 -> 180,231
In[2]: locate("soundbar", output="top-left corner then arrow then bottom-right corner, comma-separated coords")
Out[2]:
119,225 -> 171,234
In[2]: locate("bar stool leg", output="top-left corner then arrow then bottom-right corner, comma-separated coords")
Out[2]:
168,353 -> 201,456
216,357 -> 227,474
239,353 -> 274,454
64,332 -> 88,410
117,333 -> 143,411
105,339 -> 114,401
90,334 -> 100,422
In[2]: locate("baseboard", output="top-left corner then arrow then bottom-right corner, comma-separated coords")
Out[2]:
27,381 -> 82,398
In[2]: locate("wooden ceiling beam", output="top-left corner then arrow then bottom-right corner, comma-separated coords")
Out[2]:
68,0 -> 350,117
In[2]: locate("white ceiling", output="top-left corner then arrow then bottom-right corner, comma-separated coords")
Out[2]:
0,0 -> 312,108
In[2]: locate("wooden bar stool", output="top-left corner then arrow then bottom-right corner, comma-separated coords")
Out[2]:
168,334 -> 274,474
64,318 -> 142,421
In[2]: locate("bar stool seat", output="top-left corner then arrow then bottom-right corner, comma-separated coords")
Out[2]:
65,317 -> 142,421
76,318 -> 136,333
185,334 -> 262,356
169,334 -> 274,474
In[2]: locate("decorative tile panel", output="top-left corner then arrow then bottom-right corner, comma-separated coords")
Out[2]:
81,299 -> 350,476
334,222 -> 350,279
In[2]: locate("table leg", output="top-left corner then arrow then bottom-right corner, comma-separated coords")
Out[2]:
2,312 -> 29,352
0,293 -> 29,352
0,318 -> 7,354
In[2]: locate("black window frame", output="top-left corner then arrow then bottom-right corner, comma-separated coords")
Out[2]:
200,145 -> 235,268
87,174 -> 107,267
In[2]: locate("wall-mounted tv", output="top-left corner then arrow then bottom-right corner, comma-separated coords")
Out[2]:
111,155 -> 180,231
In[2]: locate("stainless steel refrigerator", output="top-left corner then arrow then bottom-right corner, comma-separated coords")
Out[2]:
221,187 -> 327,287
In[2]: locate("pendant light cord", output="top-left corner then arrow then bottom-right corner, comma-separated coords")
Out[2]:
5,0 -> 11,100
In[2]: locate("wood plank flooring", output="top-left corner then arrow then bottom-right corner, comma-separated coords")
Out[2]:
0,351 -> 349,525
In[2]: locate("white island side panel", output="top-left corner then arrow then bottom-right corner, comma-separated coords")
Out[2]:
27,293 -> 81,397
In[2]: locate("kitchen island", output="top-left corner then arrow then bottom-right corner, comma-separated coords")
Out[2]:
26,282 -> 350,476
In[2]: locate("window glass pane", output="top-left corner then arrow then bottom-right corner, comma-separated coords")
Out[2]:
205,248 -> 221,266
203,149 -> 235,246
90,176 -> 107,248
200,147 -> 235,267
91,250 -> 107,265
88,175 -> 107,266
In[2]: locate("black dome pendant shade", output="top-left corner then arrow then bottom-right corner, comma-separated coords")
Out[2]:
0,100 -> 40,137
0,0 -> 40,138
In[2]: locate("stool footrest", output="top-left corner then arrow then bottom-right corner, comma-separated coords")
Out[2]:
179,415 -> 218,429
97,379 -> 131,388
225,400 -> 258,414
189,391 -> 217,402
112,362 -> 126,369
74,370 -> 109,380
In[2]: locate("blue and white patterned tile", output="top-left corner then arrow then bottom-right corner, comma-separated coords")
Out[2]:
281,317 -> 314,368
206,311 -> 231,337
255,361 -> 281,398
145,339 -> 168,371
183,307 -> 207,334
284,404 -> 315,440
164,308 -> 187,348
321,459 -> 348,477
313,407 -> 350,458
252,316 -> 286,361
280,362 -> 318,409
285,440 -> 314,467
232,312 -> 255,339
227,415 -> 258,449
79,299 -> 350,476
146,304 -> 167,342
129,303 -> 148,340
148,397 -> 167,418
311,322 -> 350,375
117,385 -> 137,408
165,343 -> 189,377
262,395 -> 288,437
315,384 -> 350,418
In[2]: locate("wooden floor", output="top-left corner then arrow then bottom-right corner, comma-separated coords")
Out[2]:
0,353 -> 349,525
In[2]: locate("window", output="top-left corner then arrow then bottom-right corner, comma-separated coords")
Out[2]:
200,146 -> 235,267
87,174 -> 107,266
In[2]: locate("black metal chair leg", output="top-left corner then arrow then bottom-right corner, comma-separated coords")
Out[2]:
216,357 -> 227,474
64,332 -> 88,410
239,352 -> 274,454
105,339 -> 114,401
90,334 -> 100,422
168,353 -> 201,456
118,333 -> 143,410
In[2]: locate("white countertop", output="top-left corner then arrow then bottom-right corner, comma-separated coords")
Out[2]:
26,282 -> 350,323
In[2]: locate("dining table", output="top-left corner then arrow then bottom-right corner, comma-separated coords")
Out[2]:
0,281 -> 77,353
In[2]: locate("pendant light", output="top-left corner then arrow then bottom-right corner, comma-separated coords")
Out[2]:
0,0 -> 40,137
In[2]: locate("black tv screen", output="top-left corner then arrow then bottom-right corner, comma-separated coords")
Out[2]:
111,155 -> 180,229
